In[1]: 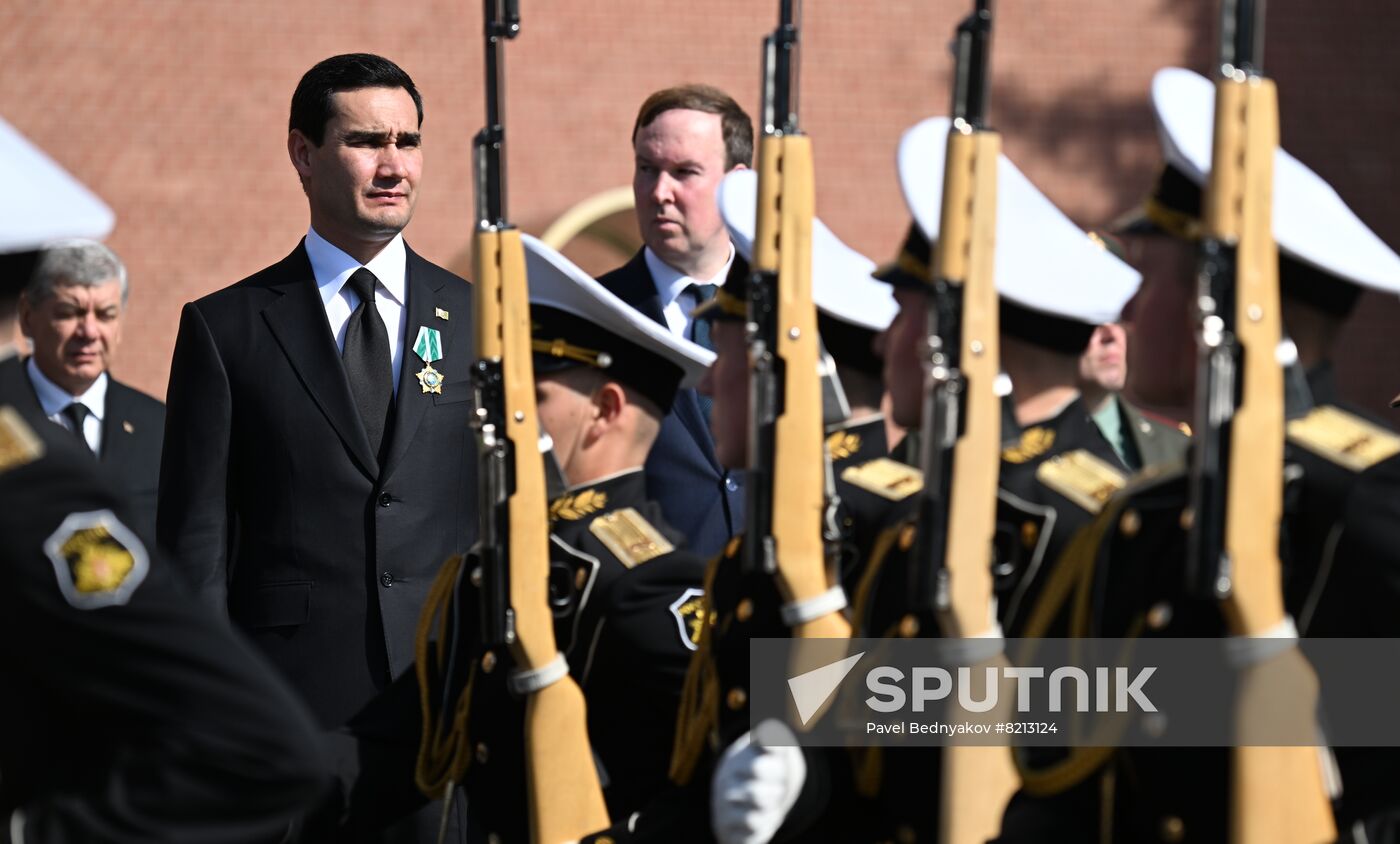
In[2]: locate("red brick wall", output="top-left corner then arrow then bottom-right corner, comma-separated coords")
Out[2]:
6,1 -> 1398,413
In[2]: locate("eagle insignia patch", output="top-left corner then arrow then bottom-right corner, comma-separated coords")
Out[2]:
670,588 -> 706,651
43,510 -> 149,609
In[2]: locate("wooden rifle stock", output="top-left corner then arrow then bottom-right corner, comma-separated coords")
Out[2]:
751,131 -> 850,640
923,4 -> 1017,839
477,227 -> 610,843
1202,67 -> 1335,844
930,123 -> 1019,844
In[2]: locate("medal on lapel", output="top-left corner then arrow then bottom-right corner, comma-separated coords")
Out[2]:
413,326 -> 445,394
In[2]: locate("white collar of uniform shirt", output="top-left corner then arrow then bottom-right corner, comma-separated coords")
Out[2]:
644,244 -> 734,338
28,355 -> 108,452
305,225 -> 408,395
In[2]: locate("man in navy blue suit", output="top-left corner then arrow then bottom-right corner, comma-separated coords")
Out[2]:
596,84 -> 751,558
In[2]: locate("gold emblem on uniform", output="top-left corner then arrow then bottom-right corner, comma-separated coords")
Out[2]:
42,510 -> 149,609
841,458 -> 924,501
825,430 -> 862,461
1287,405 -> 1400,472
1002,427 -> 1056,464
588,507 -> 674,568
670,588 -> 706,651
1035,450 -> 1127,514
0,406 -> 44,473
549,488 -> 608,521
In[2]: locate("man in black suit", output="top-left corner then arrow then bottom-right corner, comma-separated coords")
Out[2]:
1,239 -> 165,539
596,84 -> 752,558
157,56 -> 476,840
1,111 -> 331,844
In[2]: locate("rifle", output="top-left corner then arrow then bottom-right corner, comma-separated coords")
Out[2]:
745,0 -> 850,640
910,3 -> 1019,841
1186,1 -> 1334,841
416,3 -> 609,841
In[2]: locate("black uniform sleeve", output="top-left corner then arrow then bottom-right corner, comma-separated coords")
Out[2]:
1,446 -> 331,843
157,302 -> 234,612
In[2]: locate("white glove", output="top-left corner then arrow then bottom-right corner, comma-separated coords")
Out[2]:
710,720 -> 807,844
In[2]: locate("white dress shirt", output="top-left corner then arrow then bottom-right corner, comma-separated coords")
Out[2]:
644,246 -> 735,341
27,357 -> 107,455
305,226 -> 408,395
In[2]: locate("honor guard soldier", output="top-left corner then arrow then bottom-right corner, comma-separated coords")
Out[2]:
867,115 -> 1142,639
715,167 -> 903,584
1114,68 -> 1400,629
998,60 -> 1368,844
0,117 -> 330,843
1127,69 -> 1400,844
449,234 -> 714,841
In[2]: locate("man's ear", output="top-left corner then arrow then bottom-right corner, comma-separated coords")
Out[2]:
288,130 -> 315,185
593,381 -> 627,426
16,292 -> 34,339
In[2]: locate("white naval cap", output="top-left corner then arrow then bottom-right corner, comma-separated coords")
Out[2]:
1148,66 -> 1400,297
893,116 -> 1142,328
521,233 -> 713,410
715,168 -> 898,333
2,116 -> 114,255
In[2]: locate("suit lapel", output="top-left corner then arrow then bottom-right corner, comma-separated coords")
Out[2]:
262,242 -> 379,478
672,387 -> 724,474
99,382 -> 126,466
609,250 -> 668,327
381,247 -> 456,479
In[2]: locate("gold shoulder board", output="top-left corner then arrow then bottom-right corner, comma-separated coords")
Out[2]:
589,507 -> 675,569
0,406 -> 44,474
840,457 -> 925,501
1035,449 -> 1127,514
1287,405 -> 1400,473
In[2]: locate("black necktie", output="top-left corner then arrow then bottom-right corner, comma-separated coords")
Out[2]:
685,283 -> 716,421
61,402 -> 94,455
343,267 -> 394,459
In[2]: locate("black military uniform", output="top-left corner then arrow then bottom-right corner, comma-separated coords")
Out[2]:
0,382 -> 330,842
461,472 -> 708,840
446,236 -> 715,842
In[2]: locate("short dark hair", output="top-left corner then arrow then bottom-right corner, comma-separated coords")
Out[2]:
289,53 -> 423,146
631,84 -> 754,171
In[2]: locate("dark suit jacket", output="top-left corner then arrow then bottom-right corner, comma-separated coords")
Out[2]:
158,240 -> 478,728
0,356 -> 164,540
596,250 -> 743,558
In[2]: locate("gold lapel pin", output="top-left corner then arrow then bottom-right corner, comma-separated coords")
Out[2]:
435,307 -> 450,321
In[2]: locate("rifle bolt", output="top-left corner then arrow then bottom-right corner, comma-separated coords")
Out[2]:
481,651 -> 497,673
788,327 -> 801,340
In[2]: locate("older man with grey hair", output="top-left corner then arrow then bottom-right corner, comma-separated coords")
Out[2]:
0,237 -> 165,537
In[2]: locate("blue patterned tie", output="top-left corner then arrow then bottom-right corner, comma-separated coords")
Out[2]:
686,284 -> 716,421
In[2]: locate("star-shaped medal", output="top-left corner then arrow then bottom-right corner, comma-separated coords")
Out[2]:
416,363 -> 445,394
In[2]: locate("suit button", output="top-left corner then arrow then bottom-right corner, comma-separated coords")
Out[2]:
378,491 -> 393,507
725,477 -> 738,492
380,572 -> 395,588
